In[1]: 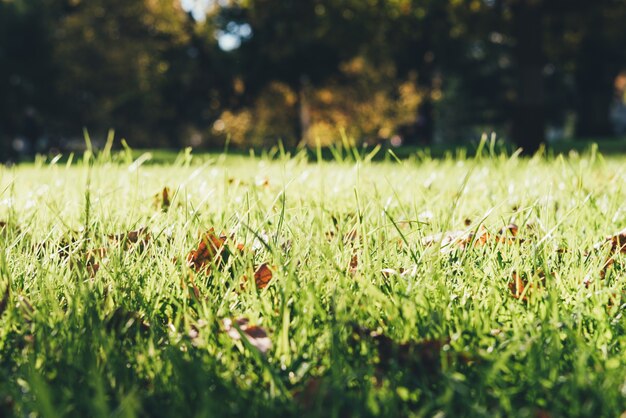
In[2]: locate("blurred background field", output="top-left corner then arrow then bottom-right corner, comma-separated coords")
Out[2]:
2,0 -> 626,159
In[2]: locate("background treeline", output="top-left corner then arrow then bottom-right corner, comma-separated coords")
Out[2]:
2,0 -> 626,156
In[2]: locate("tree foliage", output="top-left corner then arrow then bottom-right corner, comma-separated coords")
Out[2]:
1,0 -> 626,155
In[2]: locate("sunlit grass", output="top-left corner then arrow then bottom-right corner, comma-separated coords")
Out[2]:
1,145 -> 626,417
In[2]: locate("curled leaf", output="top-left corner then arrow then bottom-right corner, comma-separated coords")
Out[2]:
186,229 -> 228,272
223,317 -> 272,354
254,263 -> 273,289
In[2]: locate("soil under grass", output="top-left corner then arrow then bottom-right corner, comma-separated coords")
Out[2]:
1,149 -> 626,417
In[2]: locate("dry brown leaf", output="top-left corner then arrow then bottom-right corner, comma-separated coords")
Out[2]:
422,223 -> 521,252
154,187 -> 171,211
606,227 -> 626,253
509,270 -> 545,301
381,268 -> 400,278
421,229 -> 470,249
535,409 -> 551,418
187,320 -> 209,346
223,317 -> 272,354
186,229 -> 228,272
349,253 -> 359,273
509,272 -> 526,299
292,378 -> 324,409
254,263 -> 273,289
255,177 -> 270,188
106,307 -> 150,335
590,227 -> 626,280
600,258 -> 616,280
350,325 -> 462,377
344,228 -> 359,243
0,221 -> 20,236
381,266 -> 417,278
84,247 -> 108,277
186,229 -> 249,273
108,227 -> 150,249
228,177 -> 248,186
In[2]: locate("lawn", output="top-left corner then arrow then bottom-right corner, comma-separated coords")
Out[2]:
1,147 -> 626,417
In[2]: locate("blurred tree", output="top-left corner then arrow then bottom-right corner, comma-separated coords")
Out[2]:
0,0 -> 57,157
51,0 -> 194,145
549,0 -> 626,138
2,0 -> 626,156
510,0 -> 545,153
219,0 -> 383,145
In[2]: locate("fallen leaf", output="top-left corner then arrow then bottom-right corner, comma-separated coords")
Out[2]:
535,409 -> 551,418
509,271 -> 526,299
509,270 -> 545,301
422,223 -> 522,252
326,213 -> 359,243
421,229 -> 470,249
381,266 -> 416,278
108,227 -> 150,249
223,317 -> 272,354
186,229 -> 228,272
606,227 -> 626,253
84,247 -> 108,277
350,324 -> 455,376
381,268 -> 400,278
154,187 -> 171,211
349,252 -> 358,273
254,263 -> 273,289
600,258 -> 615,280
292,378 -> 324,409
344,228 -> 358,243
0,221 -> 20,236
255,176 -> 270,188
161,187 -> 171,210
188,319 -> 208,342
106,307 -> 150,335
228,177 -> 248,186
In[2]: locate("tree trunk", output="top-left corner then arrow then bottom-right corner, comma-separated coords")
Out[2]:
511,0 -> 545,154
574,9 -> 615,138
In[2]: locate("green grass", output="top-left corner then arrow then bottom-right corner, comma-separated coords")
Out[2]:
1,146 -> 626,417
